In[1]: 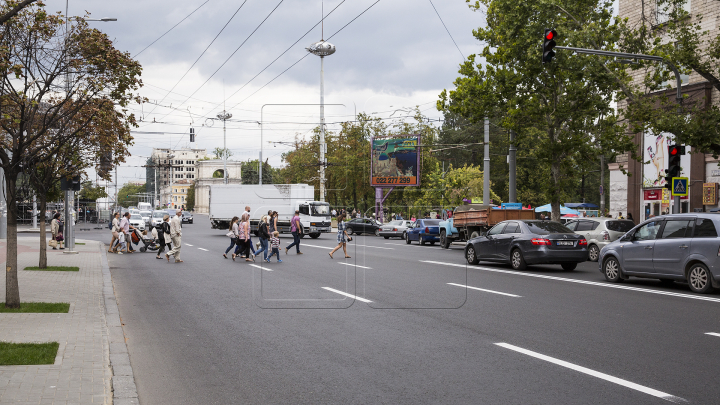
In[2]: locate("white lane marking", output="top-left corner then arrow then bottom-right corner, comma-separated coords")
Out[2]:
338,262 -> 372,270
198,248 -> 209,251
353,244 -> 394,250
185,243 -> 194,247
496,343 -> 687,403
321,287 -> 372,303
705,332 -> 720,338
423,261 -> 720,304
248,264 -> 272,272
302,244 -> 333,250
447,283 -> 521,297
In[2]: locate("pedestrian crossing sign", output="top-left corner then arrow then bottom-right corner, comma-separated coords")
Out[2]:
672,177 -> 688,197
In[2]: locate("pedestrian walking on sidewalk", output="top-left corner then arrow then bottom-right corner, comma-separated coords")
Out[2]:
224,216 -> 240,259
155,215 -> 172,259
285,210 -> 303,255
50,213 -> 64,250
329,213 -> 351,259
166,209 -> 183,263
267,231 -> 282,262
109,212 -> 120,252
255,215 -> 270,261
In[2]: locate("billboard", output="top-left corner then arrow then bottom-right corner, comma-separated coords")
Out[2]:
643,132 -> 691,188
371,135 -> 420,187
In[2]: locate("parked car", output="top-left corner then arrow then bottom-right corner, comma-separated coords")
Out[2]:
378,220 -> 413,239
182,211 -> 193,224
405,219 -> 442,245
139,210 -> 152,226
150,210 -> 166,227
344,218 -> 382,236
564,218 -> 636,262
598,214 -> 720,294
129,214 -> 145,231
465,220 -> 588,271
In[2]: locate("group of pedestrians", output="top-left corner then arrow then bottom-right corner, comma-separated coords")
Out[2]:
108,209 -> 184,263
223,207 -> 305,263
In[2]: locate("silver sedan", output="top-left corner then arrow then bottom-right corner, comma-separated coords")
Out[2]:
378,220 -> 413,239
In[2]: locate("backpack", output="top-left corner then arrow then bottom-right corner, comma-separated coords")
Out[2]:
108,220 -> 113,230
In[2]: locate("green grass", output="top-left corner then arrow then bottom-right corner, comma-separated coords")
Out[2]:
0,302 -> 70,313
0,342 -> 59,365
24,266 -> 79,272
75,242 -> 85,245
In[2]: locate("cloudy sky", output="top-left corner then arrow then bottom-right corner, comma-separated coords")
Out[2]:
47,0 -> 489,188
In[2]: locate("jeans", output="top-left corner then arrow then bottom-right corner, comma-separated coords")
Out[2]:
225,238 -> 237,254
269,247 -> 281,261
255,237 -> 268,260
286,231 -> 301,253
247,236 -> 256,254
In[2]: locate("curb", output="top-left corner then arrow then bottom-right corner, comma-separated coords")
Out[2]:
100,244 -> 140,404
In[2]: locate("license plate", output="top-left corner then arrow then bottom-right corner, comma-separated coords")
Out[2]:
310,227 -> 317,232
557,241 -> 574,246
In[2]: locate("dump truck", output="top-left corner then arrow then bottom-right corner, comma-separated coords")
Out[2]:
439,204 -> 535,248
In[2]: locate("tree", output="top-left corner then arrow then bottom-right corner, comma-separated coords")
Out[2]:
79,181 -> 108,201
440,0 -> 635,220
240,159 -> 273,184
0,0 -> 39,25
185,183 -> 195,211
212,147 -> 233,160
117,183 -> 147,207
0,4 -> 142,308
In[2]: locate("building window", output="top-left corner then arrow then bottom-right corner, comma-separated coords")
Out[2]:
656,0 -> 691,25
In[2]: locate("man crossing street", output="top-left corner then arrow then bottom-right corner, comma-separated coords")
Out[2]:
166,209 -> 183,263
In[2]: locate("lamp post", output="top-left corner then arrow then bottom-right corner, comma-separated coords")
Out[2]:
216,111 -> 232,184
306,39 -> 335,202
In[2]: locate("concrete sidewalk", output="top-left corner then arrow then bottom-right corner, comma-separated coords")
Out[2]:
0,237 -> 138,404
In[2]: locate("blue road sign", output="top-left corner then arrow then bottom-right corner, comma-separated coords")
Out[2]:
672,177 -> 688,197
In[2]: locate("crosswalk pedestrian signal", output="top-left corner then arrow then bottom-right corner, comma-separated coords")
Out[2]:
542,29 -> 557,63
664,144 -> 685,189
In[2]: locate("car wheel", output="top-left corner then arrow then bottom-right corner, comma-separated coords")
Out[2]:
384,236 -> 389,239
687,263 -> 714,294
440,231 -> 450,249
402,231 -> 407,240
375,229 -> 380,237
310,233 -> 320,239
603,257 -> 622,283
470,231 -> 481,239
466,245 -> 479,265
420,237 -> 426,246
346,227 -> 354,235
588,245 -> 600,262
510,249 -> 526,271
561,263 -> 577,271
405,233 -> 412,244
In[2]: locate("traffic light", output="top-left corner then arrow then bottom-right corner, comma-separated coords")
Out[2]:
190,127 -> 195,142
664,144 -> 684,189
542,29 -> 557,63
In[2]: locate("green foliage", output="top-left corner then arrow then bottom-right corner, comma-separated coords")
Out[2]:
24,266 -> 78,272
0,302 -> 69,312
117,183 -> 146,207
241,159 -> 274,184
0,342 -> 59,365
186,183 -> 195,211
212,147 -> 233,160
212,170 -> 224,178
79,181 -> 107,201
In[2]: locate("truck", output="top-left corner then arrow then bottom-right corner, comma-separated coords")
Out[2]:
439,204 -> 535,248
208,184 -> 332,238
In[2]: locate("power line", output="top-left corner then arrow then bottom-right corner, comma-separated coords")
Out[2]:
427,0 -> 464,60
153,0 -> 286,123
132,0 -> 211,58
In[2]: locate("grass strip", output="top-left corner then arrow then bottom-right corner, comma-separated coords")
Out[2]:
75,242 -> 85,245
24,266 -> 79,272
0,342 -> 59,365
0,302 -> 70,313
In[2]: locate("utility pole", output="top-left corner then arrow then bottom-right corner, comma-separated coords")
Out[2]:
508,130 -> 517,203
600,155 -> 605,215
483,117 -> 490,205
217,110 -> 232,185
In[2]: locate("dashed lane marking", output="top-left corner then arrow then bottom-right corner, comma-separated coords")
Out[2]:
496,343 -> 687,403
338,262 -> 372,270
423,261 -> 720,304
198,248 -> 208,251
302,244 -> 333,250
705,332 -> 720,338
185,243 -> 194,247
248,264 -> 272,271
447,283 -> 521,297
321,287 -> 372,303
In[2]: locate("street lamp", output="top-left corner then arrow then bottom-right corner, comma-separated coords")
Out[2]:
306,40 -> 335,202
216,111 -> 232,184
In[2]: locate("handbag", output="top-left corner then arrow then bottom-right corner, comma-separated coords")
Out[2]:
49,239 -> 57,248
56,232 -> 64,242
226,231 -> 235,238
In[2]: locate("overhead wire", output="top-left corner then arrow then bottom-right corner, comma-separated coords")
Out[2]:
427,0 -> 465,59
132,0 -> 211,58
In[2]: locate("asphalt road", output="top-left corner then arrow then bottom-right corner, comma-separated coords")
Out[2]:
75,215 -> 720,404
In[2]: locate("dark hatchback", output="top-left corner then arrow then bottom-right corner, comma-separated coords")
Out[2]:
182,211 -> 193,224
465,220 -> 589,271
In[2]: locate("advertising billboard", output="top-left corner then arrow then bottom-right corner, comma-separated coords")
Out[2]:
643,132 -> 691,188
371,135 -> 420,187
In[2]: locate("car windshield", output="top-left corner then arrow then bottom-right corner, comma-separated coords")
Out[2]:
422,220 -> 441,226
311,203 -> 330,216
389,220 -> 403,225
152,212 -> 165,218
605,220 -> 635,233
182,212 -> 191,217
140,211 -> 151,217
131,214 -> 142,221
525,221 -> 572,234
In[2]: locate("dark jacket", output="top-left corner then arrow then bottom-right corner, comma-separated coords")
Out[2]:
259,222 -> 270,239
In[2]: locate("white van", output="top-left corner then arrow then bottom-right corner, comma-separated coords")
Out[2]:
138,202 -> 152,211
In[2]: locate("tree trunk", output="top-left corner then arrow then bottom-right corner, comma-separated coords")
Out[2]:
38,194 -> 47,268
5,174 -> 20,308
550,160 -> 561,222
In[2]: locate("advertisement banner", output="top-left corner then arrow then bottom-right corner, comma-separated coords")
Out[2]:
643,132 -> 691,188
703,183 -> 718,205
371,135 -> 420,187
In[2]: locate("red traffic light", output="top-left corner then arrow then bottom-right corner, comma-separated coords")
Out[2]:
669,146 -> 679,156
545,31 -> 554,40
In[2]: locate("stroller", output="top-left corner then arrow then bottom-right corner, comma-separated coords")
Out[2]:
131,228 -> 161,253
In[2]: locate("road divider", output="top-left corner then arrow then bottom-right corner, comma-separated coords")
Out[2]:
321,287 -> 372,303
423,261 -> 720,304
495,343 -> 687,403
447,283 -> 521,297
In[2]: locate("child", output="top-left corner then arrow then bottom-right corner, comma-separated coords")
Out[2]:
267,231 -> 282,263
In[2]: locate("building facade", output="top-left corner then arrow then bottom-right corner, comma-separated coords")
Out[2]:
612,0 -> 720,221
150,148 -> 207,207
193,159 -> 243,214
